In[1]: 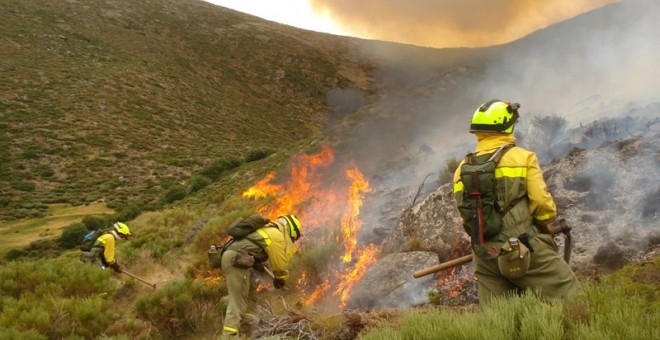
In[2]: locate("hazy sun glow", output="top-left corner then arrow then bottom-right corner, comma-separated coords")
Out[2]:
203,0 -> 351,36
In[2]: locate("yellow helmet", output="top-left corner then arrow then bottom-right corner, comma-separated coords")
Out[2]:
279,215 -> 302,242
470,99 -> 520,134
113,222 -> 131,236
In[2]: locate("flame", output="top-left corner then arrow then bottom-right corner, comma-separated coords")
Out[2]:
335,243 -> 379,307
241,144 -> 378,309
304,280 -> 331,306
242,172 -> 281,199
341,166 -> 371,262
242,144 -> 335,221
434,239 -> 473,299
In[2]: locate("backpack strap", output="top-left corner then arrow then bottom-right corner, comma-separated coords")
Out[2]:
487,143 -> 515,163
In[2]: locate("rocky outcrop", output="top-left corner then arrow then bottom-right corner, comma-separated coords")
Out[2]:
350,134 -> 658,309
381,183 -> 469,258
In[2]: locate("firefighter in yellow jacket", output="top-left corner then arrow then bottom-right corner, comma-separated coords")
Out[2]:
453,100 -> 581,305
220,214 -> 302,337
80,222 -> 131,273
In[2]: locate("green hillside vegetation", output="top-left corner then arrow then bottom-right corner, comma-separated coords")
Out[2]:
1,0 -> 658,339
1,251 -> 657,338
0,0 -> 371,220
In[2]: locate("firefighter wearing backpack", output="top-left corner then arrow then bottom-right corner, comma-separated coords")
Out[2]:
79,222 -> 131,273
220,214 -> 302,337
452,100 -> 581,305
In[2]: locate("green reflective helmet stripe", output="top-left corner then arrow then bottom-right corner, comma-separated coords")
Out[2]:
281,215 -> 301,241
470,100 -> 520,134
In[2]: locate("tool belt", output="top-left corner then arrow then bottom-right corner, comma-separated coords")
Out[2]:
473,225 -> 539,259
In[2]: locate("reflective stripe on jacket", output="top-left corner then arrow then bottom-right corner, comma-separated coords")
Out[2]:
453,133 -> 556,249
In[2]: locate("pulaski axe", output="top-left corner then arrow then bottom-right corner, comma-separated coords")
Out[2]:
413,218 -> 574,279
121,270 -> 157,289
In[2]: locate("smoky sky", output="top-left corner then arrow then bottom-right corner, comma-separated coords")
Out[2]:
309,0 -> 618,48
322,0 -> 659,241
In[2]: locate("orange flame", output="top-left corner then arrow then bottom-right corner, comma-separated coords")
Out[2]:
335,243 -> 379,307
341,166 -> 371,262
241,145 -> 378,309
304,280 -> 331,306
242,144 -> 335,222
242,172 -> 281,199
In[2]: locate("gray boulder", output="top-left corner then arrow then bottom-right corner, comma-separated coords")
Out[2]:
347,251 -> 439,309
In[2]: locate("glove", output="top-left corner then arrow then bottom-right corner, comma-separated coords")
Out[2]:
110,262 -> 122,273
273,278 -> 286,289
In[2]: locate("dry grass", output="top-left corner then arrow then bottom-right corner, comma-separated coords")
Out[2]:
0,202 -> 113,256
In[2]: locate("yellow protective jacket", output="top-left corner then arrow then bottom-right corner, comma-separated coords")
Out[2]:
95,233 -> 117,265
227,219 -> 297,280
453,133 -> 556,251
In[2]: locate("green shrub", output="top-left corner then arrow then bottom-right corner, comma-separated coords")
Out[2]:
123,208 -> 196,260
59,223 -> 88,249
15,239 -> 62,260
0,258 -> 115,300
82,215 -> 107,230
4,248 -> 26,261
0,327 -> 46,340
187,175 -> 211,194
112,203 -> 143,222
0,295 -> 114,339
21,149 -> 38,159
200,157 -> 242,180
33,164 -> 54,178
165,185 -> 186,203
244,148 -> 274,162
11,180 -> 36,192
135,279 -> 225,337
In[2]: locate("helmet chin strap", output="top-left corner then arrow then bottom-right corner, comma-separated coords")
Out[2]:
110,230 -> 120,239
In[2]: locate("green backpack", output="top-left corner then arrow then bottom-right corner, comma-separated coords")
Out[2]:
458,144 -> 513,245
225,215 -> 270,239
208,215 -> 270,269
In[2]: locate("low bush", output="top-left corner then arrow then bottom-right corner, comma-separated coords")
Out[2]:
187,175 -> 211,194
0,258 -> 114,299
123,208 -> 196,260
59,223 -> 88,249
82,215 -> 107,230
165,185 -> 186,203
135,278 -> 225,337
200,157 -> 242,180
244,148 -> 274,162
11,180 -> 36,192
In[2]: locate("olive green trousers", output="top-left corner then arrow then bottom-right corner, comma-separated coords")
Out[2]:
474,233 -> 582,305
220,250 -> 258,336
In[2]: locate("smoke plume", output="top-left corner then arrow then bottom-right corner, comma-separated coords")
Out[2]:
325,0 -> 659,248
310,0 -> 618,48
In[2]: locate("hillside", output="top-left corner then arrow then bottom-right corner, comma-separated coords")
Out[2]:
0,0 -> 373,220
0,0 -> 658,338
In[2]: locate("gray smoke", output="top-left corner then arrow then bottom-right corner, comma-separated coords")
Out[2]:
326,0 -> 659,246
